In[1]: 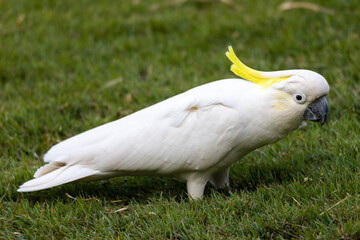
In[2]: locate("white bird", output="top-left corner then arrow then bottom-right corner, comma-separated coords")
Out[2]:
18,46 -> 329,199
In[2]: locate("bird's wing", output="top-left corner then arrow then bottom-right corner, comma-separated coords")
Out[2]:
41,81 -> 243,177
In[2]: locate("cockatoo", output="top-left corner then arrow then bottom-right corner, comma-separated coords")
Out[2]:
18,46 -> 329,199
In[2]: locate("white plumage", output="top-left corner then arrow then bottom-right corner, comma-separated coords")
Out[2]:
18,47 -> 329,199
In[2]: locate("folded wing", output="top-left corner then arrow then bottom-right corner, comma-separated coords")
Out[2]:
18,80 -> 243,192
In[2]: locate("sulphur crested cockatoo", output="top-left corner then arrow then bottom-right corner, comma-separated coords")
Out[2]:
18,46 -> 329,199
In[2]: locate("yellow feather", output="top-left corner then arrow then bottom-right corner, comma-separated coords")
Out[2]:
274,91 -> 292,110
225,46 -> 289,88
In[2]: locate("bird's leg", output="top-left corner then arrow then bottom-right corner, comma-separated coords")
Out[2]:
209,167 -> 232,191
186,174 -> 209,200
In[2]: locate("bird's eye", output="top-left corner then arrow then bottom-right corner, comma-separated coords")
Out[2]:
293,93 -> 306,104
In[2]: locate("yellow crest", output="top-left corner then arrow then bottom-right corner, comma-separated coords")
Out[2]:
225,46 -> 289,88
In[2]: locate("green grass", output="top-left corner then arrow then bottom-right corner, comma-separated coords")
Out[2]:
1,0 -> 359,238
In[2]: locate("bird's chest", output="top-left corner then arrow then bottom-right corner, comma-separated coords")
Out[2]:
231,113 -> 301,155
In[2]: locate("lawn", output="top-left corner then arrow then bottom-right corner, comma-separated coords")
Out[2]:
1,0 -> 359,239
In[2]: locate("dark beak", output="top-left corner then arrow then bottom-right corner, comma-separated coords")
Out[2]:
303,96 -> 328,125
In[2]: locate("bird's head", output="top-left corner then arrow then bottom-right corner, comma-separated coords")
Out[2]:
226,46 -> 329,125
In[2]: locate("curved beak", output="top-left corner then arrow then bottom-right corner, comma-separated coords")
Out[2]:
303,96 -> 328,125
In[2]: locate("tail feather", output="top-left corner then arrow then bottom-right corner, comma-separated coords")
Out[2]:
33,162 -> 66,178
17,164 -> 101,192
